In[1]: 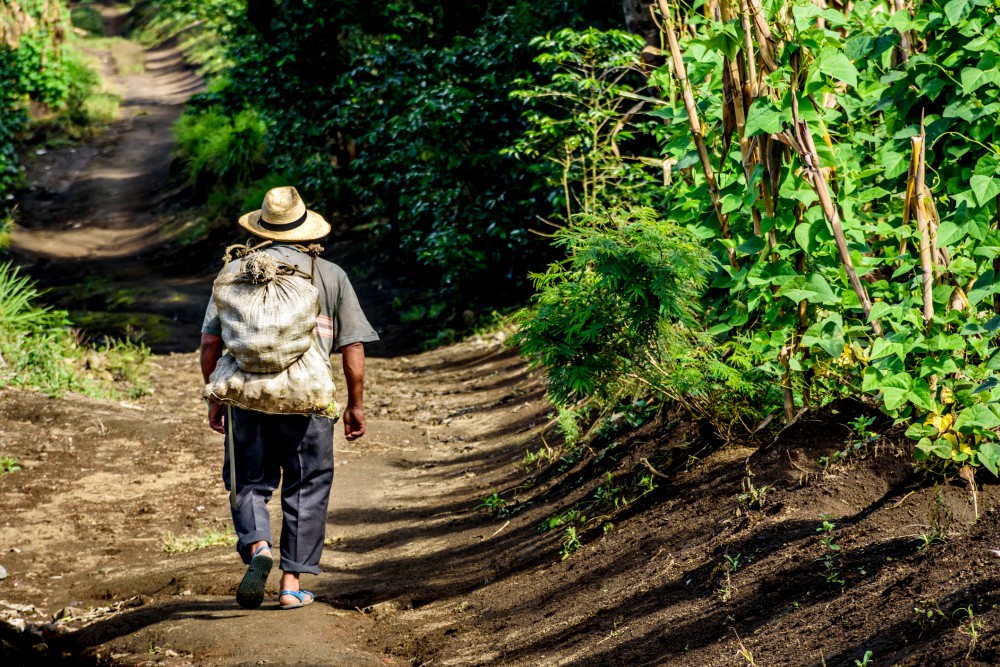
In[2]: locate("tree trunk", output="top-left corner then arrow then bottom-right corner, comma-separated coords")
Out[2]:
622,0 -> 659,62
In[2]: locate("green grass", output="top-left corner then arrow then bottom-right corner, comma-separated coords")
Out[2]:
71,7 -> 106,37
82,92 -> 121,124
163,525 -> 236,554
0,262 -> 151,399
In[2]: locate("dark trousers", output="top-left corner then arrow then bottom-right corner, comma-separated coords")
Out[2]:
222,406 -> 335,575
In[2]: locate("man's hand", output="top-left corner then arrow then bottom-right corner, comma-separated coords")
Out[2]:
208,401 -> 225,434
340,342 -> 367,441
200,334 -> 226,434
343,404 -> 366,440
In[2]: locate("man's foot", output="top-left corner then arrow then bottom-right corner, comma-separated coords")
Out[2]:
236,544 -> 273,609
279,589 -> 315,609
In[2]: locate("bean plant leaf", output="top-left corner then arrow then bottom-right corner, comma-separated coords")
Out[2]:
817,51 -> 859,87
745,98 -> 783,137
978,442 -> 1000,476
970,174 -> 1000,207
954,404 -> 1000,432
973,376 -> 999,394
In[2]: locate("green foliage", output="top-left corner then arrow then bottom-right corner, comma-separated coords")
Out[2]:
0,262 -> 150,398
0,456 -> 21,476
70,7 -> 105,36
515,206 -> 716,406
504,0 -> 1000,472
506,28 -> 653,221
174,107 -> 267,189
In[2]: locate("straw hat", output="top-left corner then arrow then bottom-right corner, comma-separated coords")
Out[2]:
238,186 -> 331,242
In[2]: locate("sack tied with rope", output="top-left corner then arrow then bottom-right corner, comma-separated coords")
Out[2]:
202,244 -> 338,418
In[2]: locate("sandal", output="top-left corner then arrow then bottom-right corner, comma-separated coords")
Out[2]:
279,589 -> 315,610
236,544 -> 273,609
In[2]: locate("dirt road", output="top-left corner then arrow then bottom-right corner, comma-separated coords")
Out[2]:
1,8 -> 549,664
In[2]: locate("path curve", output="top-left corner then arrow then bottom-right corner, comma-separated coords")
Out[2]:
12,6 -> 202,260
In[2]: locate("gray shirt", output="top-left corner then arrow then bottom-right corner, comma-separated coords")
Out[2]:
202,244 -> 379,366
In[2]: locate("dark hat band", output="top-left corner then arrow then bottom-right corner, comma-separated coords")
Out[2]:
259,209 -> 308,231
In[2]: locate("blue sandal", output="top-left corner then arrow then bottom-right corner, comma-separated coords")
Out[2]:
236,545 -> 273,609
279,589 -> 315,610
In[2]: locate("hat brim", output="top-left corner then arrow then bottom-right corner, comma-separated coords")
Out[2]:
237,209 -> 331,242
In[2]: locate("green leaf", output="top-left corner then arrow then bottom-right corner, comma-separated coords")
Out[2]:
794,218 -> 833,254
744,98 -> 783,137
907,421 -> 939,439
737,235 -> 766,254
961,67 -> 1000,95
970,174 -> 1000,207
978,442 -> 1000,476
908,378 -> 934,411
973,376 -> 999,394
855,187 -> 891,203
817,51 -> 859,88
954,404 -> 1000,432
777,273 -> 838,305
945,0 -> 971,25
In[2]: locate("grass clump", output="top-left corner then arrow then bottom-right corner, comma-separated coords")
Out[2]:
0,262 -> 150,399
163,525 -> 236,554
174,107 -> 267,190
70,7 -> 106,36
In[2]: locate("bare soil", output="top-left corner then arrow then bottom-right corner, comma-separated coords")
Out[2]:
4,5 -> 1000,667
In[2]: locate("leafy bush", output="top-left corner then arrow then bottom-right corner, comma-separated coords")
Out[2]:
70,6 -> 105,36
174,107 -> 267,189
529,0 -> 1000,471
515,206 -> 770,433
0,262 -> 150,398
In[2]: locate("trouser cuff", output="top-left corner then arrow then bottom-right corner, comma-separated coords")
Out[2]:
236,530 -> 272,564
279,557 -> 321,575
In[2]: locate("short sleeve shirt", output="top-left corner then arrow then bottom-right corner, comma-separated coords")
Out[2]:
201,244 -> 379,367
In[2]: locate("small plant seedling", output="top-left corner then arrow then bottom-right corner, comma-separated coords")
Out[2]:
0,456 -> 22,476
816,514 -> 844,586
914,600 -> 946,630
854,649 -> 873,666
560,526 -> 581,560
475,491 -> 508,518
736,466 -> 768,512
955,606 -> 982,658
724,553 -> 742,572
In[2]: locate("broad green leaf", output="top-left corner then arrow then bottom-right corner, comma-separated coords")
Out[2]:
817,51 -> 859,87
970,174 -> 1000,207
960,67 -> 1000,95
744,98 -> 783,137
978,442 -> 1000,476
973,376 -> 999,394
954,403 -> 1000,432
906,421 -> 939,439
855,187 -> 891,204
945,0 -> 972,25
908,378 -> 934,411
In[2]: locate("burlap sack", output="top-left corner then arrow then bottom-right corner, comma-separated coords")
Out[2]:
203,339 -> 339,417
213,253 -> 319,373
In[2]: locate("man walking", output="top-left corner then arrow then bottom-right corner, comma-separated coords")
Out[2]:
199,186 -> 378,609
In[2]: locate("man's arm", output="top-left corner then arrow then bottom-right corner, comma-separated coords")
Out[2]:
340,342 -> 366,440
200,333 -> 225,434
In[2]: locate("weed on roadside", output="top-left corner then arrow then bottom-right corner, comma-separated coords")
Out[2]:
955,606 -> 983,658
163,524 -> 235,554
475,491 -> 509,519
0,456 -> 21,476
